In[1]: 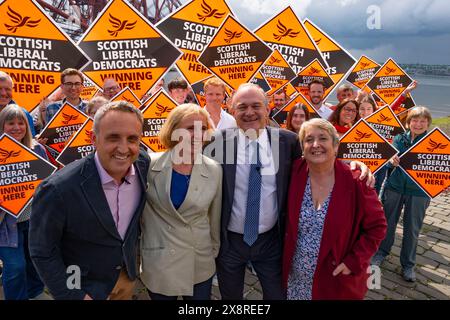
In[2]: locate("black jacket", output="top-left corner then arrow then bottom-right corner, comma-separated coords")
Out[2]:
29,151 -> 150,300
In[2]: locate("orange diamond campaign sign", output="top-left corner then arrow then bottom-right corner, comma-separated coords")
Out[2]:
261,49 -> 296,95
254,6 -> 328,75
0,0 -> 90,113
391,93 -> 416,115
78,0 -> 182,100
272,92 -> 320,128
80,77 -> 100,101
39,103 -> 88,153
198,15 -> 272,90
0,133 -> 56,218
56,119 -> 94,166
365,105 -> 405,143
157,0 -> 234,85
346,55 -> 380,89
250,72 -> 271,93
291,59 -> 335,100
399,128 -> 450,198
110,87 -> 141,108
366,58 -> 413,105
141,90 -> 178,152
304,19 -> 356,88
337,119 -> 398,174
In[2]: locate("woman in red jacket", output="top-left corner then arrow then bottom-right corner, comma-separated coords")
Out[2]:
282,118 -> 387,300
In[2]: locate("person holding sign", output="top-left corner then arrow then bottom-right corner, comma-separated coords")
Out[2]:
286,103 -> 311,134
0,105 -> 49,300
29,101 -> 150,300
45,69 -> 87,123
282,118 -> 387,300
328,99 -> 360,138
140,104 -> 222,300
204,83 -> 374,300
371,107 -> 433,282
203,78 -> 237,130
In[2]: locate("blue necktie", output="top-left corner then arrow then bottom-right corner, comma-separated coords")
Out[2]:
243,142 -> 261,246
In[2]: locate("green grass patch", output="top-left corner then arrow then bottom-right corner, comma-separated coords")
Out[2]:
432,116 -> 450,135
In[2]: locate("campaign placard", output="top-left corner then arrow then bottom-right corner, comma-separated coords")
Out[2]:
371,92 -> 387,108
141,90 -> 177,152
284,82 -> 297,98
156,0 -> 234,85
56,119 -> 94,166
272,92 -> 320,128
304,19 -> 356,87
346,55 -> 380,89
110,86 -> 141,108
0,133 -> 56,218
291,59 -> 335,100
365,105 -> 405,143
249,72 -> 271,93
261,49 -> 296,95
80,77 -> 100,101
78,0 -> 182,100
366,58 -> 413,106
399,128 -> 450,198
391,93 -> 416,115
254,6 -> 328,75
337,119 -> 398,174
0,0 -> 90,113
39,103 -> 88,153
198,14 -> 272,90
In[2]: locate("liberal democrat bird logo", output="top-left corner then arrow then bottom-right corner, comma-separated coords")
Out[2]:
427,139 -> 448,152
197,0 -> 225,22
354,129 -> 372,142
84,130 -> 92,144
108,14 -> 137,37
4,6 -> 41,33
360,62 -> 371,69
385,67 -> 397,75
268,56 -> 282,65
308,67 -> 321,76
0,148 -> 21,163
314,38 -> 322,45
61,113 -> 79,125
377,114 -> 392,123
273,20 -> 300,41
122,95 -> 135,104
224,28 -> 242,44
155,103 -> 174,117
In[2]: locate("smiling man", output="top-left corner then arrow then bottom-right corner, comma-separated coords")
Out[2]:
29,101 -> 150,300
307,79 -> 333,120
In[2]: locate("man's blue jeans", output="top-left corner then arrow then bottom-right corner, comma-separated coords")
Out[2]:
376,188 -> 431,270
0,221 -> 44,300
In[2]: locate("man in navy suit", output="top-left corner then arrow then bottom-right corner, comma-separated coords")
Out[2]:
29,101 -> 149,300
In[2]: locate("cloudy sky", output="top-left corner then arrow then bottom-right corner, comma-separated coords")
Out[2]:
208,0 -> 450,65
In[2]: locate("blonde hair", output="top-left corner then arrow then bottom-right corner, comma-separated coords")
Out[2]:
86,96 -> 108,116
159,103 -> 212,149
204,77 -> 226,93
299,118 -> 340,150
0,104 -> 33,147
405,106 -> 432,129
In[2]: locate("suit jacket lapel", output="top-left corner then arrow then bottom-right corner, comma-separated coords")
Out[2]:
267,127 -> 286,211
80,155 -> 122,241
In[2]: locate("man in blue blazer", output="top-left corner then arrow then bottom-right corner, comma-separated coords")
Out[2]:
29,101 -> 149,300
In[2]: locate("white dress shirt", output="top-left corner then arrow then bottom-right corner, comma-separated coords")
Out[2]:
316,103 -> 333,120
205,107 -> 237,130
228,129 -> 278,234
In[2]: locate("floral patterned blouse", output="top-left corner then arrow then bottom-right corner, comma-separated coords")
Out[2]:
287,177 -> 333,300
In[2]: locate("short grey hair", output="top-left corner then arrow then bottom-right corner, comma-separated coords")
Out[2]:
231,83 -> 268,108
299,118 -> 340,149
93,101 -> 143,135
0,71 -> 13,85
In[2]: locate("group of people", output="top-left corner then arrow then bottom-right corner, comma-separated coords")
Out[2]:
0,64 -> 440,301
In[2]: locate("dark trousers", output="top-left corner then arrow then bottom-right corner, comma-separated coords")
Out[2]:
147,276 -> 213,300
0,221 -> 44,300
216,227 -> 285,300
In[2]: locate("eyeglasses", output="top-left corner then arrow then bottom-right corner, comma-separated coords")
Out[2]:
342,107 -> 357,113
63,82 -> 83,88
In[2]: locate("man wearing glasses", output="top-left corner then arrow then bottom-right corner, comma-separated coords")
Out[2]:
45,68 -> 87,123
102,78 -> 121,100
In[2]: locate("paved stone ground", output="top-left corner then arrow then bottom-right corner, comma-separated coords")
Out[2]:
1,193 -> 449,300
